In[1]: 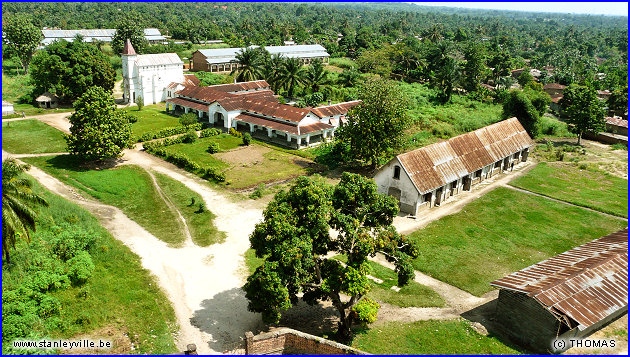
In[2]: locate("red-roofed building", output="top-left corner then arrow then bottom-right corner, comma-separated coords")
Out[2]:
166,81 -> 359,148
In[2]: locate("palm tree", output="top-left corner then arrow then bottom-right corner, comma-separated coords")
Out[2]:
2,158 -> 48,264
303,59 -> 329,93
338,67 -> 361,87
230,47 -> 264,82
260,54 -> 286,92
278,57 -> 306,99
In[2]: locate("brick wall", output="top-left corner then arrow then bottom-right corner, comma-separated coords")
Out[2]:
245,329 -> 369,355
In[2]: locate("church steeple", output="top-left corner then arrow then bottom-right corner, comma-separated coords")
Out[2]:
122,39 -> 136,55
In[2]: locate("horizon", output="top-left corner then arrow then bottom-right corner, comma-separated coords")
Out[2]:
412,2 -> 628,17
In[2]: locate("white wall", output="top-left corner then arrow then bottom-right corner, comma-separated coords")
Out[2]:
374,158 -> 419,214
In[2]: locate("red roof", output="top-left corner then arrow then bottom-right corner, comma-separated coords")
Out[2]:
543,83 -> 566,90
491,228 -> 628,330
235,113 -> 300,135
208,80 -> 270,93
122,39 -> 136,55
311,100 -> 362,118
183,74 -> 201,87
165,97 -> 208,112
606,116 -> 628,128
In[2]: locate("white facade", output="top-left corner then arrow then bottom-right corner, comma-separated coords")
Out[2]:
122,53 -> 184,105
2,100 -> 15,116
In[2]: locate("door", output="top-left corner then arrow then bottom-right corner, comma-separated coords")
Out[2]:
463,176 -> 472,191
387,187 -> 402,209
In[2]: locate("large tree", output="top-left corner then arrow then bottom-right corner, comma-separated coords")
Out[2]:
559,84 -> 606,145
2,159 -> 49,264
278,57 -> 306,98
502,89 -> 541,138
303,59 -> 329,93
66,87 -> 133,161
29,40 -> 115,102
111,12 -> 148,55
337,78 -> 409,169
244,173 -> 418,340
462,42 -> 486,92
2,15 -> 43,74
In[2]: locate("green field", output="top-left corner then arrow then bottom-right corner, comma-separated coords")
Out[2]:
22,156 -> 224,247
510,162 -> 628,217
124,104 -> 181,137
3,178 -> 177,354
352,320 -> 522,355
407,187 -> 625,296
164,134 -> 243,170
2,119 -> 68,154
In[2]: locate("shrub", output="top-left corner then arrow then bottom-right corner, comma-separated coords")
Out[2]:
179,112 -> 198,127
37,296 -> 61,318
611,143 -> 628,151
199,128 -> 221,138
135,96 -> 144,111
431,121 -> 455,139
66,252 -> 95,285
182,129 -> 198,143
137,123 -> 202,142
229,127 -> 242,137
243,133 -> 252,146
207,142 -> 220,153
249,184 -> 266,199
352,298 -> 380,325
201,166 -> 226,182
127,114 -> 138,124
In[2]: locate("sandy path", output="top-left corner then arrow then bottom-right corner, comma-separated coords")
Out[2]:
2,111 -> 73,133
10,152 -> 69,158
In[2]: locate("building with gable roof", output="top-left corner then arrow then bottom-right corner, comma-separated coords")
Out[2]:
165,80 -> 361,148
374,118 -> 534,215
121,39 -> 185,105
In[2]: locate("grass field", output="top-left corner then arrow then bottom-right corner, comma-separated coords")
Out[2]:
162,138 -> 314,189
352,320 -> 522,354
124,104 -> 181,137
3,178 -> 177,354
22,156 -> 223,247
2,119 -> 67,154
510,162 -> 628,217
406,187 -> 625,296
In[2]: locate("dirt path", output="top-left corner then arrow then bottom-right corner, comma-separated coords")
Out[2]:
2,111 -> 73,133
393,160 -> 536,235
9,152 -> 69,158
143,168 -> 194,247
504,185 -> 626,220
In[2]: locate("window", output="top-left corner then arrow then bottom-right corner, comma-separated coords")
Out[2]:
393,165 -> 401,180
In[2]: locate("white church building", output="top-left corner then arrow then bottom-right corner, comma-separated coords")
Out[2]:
122,39 -> 185,105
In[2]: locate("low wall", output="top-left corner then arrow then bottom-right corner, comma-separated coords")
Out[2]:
245,328 -> 369,355
583,132 -> 628,145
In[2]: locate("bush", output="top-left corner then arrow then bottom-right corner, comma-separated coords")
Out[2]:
66,252 -> 95,285
201,167 -> 226,182
182,129 -> 198,144
127,114 -> 138,124
199,128 -> 221,138
37,296 -> 61,318
135,96 -> 144,111
137,123 -> 202,142
229,127 -> 242,138
243,133 -> 252,146
352,298 -> 380,325
207,142 -> 220,153
179,112 -> 198,127
431,121 -> 455,139
249,184 -> 266,199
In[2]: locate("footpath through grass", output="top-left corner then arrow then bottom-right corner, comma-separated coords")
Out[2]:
22,156 -> 224,247
352,319 -> 522,354
510,162 -> 628,217
407,187 -> 626,297
2,119 -> 67,154
2,178 -> 177,354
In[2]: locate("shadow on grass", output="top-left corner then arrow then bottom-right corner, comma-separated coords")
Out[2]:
43,154 -> 123,172
460,298 -> 532,354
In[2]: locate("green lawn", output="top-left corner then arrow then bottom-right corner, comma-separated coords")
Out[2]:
334,256 -> 444,308
2,119 -> 68,154
22,156 -> 223,247
352,320 -> 522,355
162,139 -> 314,189
125,104 -> 181,137
407,187 -> 626,297
3,178 -> 177,354
154,172 -> 226,247
510,162 -> 628,217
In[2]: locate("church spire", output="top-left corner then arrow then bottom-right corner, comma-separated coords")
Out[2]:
122,39 -> 136,55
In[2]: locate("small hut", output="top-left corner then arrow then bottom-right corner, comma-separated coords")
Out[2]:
36,92 -> 60,109
2,100 -> 15,116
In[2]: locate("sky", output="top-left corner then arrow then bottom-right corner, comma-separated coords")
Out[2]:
412,2 -> 628,16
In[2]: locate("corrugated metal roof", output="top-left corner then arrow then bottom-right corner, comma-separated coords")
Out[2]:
209,80 -> 270,93
491,228 -> 628,330
396,118 -> 534,194
135,53 -> 183,67
235,113 -> 299,135
41,28 -> 163,44
311,100 -> 362,118
166,97 -> 209,112
197,45 -> 329,64
606,116 -> 628,128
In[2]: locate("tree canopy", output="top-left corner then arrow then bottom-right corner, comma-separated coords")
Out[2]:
1,15 -> 43,74
244,173 -> 418,339
66,87 -> 133,161
337,78 -> 410,168
111,12 -> 148,55
29,40 -> 115,102
559,84 -> 606,145
502,89 -> 541,138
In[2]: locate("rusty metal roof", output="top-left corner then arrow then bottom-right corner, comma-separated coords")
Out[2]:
397,118 -> 534,194
166,97 -> 209,112
235,113 -> 299,135
606,116 -> 628,128
543,83 -> 566,90
209,80 -> 270,93
135,53 -> 183,67
311,100 -> 362,118
491,228 -> 628,331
